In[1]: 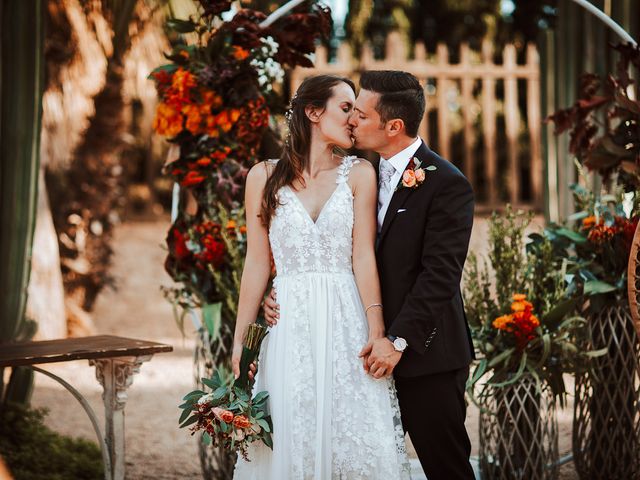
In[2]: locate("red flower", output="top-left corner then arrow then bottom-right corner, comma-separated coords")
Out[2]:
182,170 -> 206,187
171,228 -> 190,260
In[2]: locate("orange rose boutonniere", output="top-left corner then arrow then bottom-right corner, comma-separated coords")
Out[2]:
396,157 -> 436,191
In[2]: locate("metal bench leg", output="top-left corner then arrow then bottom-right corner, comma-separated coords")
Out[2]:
90,355 -> 152,480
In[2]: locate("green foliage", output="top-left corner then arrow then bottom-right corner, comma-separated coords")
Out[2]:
488,207 -> 533,309
542,181 -> 640,313
0,403 -> 103,480
347,0 -> 557,55
346,0 -> 413,58
465,206 -> 533,328
464,205 -> 601,404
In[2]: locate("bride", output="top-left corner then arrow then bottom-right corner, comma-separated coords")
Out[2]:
231,74 -> 410,479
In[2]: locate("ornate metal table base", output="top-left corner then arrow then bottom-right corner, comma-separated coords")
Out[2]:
33,355 -> 152,480
90,355 -> 153,480
0,335 -> 172,480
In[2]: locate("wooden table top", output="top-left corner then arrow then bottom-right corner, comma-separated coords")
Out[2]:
0,335 -> 173,368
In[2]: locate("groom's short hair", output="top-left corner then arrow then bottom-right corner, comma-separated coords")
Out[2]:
359,71 -> 425,137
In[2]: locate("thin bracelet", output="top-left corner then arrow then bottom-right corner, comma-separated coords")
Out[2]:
365,303 -> 383,314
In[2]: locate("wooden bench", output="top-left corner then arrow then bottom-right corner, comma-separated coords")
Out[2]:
0,335 -> 173,480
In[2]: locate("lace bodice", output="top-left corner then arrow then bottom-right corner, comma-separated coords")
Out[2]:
268,156 -> 360,277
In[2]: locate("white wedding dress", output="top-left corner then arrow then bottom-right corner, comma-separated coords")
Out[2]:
233,156 -> 411,480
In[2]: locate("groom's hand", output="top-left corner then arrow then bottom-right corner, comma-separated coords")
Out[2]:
366,338 -> 402,379
263,288 -> 279,326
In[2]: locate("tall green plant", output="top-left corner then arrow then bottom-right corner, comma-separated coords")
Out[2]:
0,0 -> 44,406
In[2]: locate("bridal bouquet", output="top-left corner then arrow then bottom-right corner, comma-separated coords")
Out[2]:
179,321 -> 272,459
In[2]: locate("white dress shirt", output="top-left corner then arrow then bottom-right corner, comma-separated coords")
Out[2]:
377,137 -> 423,231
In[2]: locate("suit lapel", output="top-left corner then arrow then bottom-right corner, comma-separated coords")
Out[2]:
377,187 -> 412,247
376,141 -> 433,251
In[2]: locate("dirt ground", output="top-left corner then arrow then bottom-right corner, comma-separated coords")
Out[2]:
30,217 -> 578,479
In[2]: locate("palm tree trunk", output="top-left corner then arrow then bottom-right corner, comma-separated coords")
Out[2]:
52,0 -> 139,313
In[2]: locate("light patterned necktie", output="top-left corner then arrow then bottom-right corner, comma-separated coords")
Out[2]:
378,158 -> 396,213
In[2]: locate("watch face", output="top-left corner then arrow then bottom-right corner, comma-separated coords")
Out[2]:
394,337 -> 408,351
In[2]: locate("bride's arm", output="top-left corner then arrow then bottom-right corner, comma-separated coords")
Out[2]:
232,163 -> 273,378
351,161 -> 385,343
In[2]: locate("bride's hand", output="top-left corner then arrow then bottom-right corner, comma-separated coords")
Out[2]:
359,330 -> 385,373
232,343 -> 258,380
232,343 -> 243,379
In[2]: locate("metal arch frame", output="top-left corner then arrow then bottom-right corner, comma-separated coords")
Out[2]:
31,366 -> 112,480
569,0 -> 637,46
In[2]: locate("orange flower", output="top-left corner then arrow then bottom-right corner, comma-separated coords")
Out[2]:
588,224 -> 616,246
153,103 -> 183,137
511,300 -> 533,312
226,220 -> 237,230
493,315 -> 513,331
240,225 -> 247,234
205,115 -> 221,138
211,150 -> 228,163
215,111 -> 234,133
232,415 -> 251,429
196,157 -> 212,167
402,169 -> 417,188
171,68 -> 197,96
512,293 -> 527,302
202,91 -> 222,109
182,104 -> 202,134
529,315 -> 540,328
212,407 -> 234,423
581,215 -> 597,230
230,109 -> 242,122
232,46 -> 250,61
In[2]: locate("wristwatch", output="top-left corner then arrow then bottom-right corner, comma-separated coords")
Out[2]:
386,334 -> 408,353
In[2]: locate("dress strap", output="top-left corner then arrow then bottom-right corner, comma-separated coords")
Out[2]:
336,155 -> 360,184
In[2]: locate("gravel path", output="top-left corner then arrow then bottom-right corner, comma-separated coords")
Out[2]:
30,218 -> 578,479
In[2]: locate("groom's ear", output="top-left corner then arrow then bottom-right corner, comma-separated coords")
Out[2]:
386,118 -> 405,137
305,105 -> 322,123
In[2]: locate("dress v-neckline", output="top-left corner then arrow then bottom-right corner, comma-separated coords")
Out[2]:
286,183 -> 344,226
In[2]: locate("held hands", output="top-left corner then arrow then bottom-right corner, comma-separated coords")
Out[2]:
358,337 -> 402,379
263,287 -> 400,379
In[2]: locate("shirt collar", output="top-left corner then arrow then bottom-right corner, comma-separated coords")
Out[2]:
381,137 -> 423,174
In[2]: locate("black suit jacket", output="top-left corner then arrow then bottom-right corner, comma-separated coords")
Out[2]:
376,141 -> 475,378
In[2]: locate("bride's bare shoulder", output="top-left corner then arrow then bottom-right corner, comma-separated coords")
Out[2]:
348,157 -> 376,182
247,159 -> 279,187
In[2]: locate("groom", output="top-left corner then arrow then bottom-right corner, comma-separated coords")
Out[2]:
351,71 -> 475,480
265,71 -> 475,480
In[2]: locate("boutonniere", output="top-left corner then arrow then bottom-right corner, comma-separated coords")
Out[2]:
396,157 -> 437,191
